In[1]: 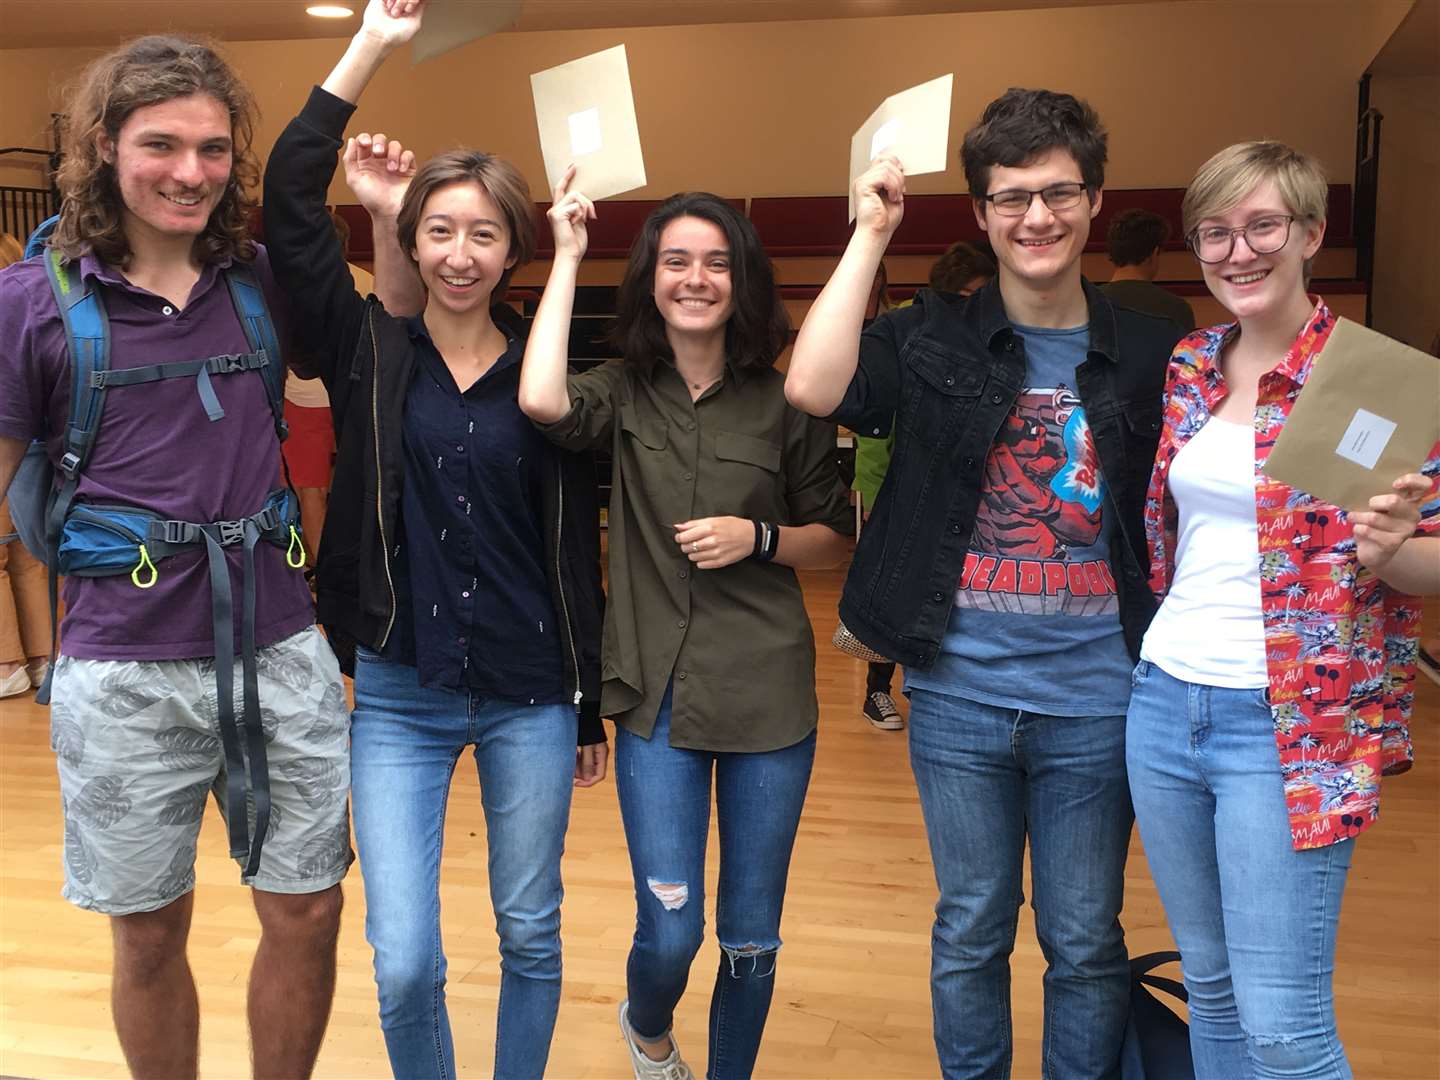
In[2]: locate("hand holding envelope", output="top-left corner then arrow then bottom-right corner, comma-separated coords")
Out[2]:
1264,317 -> 1439,513
531,45 -> 648,202
547,165 -> 598,262
848,73 -> 953,221
1348,472 -> 1435,573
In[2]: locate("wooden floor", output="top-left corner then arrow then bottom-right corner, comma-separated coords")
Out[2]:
1,566 -> 1437,1079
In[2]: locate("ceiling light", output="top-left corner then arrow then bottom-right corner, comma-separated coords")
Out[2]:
306,4 -> 355,17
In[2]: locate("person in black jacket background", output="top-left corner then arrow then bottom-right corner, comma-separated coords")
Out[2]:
262,2 -> 604,1077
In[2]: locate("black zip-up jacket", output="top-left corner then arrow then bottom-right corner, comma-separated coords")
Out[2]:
829,279 -> 1184,670
264,86 -> 605,743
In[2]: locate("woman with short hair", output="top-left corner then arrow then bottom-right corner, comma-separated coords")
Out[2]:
262,2 -> 605,1076
1128,139 -> 1439,1079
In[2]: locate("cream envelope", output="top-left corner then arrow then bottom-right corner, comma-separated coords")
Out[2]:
531,45 -> 647,202
410,0 -> 522,65
848,73 -> 954,221
1264,317 -> 1440,511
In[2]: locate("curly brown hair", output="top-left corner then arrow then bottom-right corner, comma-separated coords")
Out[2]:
51,35 -> 259,268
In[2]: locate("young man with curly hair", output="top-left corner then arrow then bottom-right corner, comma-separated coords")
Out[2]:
0,37 -> 350,1078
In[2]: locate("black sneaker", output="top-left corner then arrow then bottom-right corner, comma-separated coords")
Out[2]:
863,689 -> 904,731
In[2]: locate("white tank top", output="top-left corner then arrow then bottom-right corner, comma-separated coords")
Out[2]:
1141,415 -> 1268,688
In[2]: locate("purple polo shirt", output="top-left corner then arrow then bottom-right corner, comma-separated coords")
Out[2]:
0,245 -> 314,660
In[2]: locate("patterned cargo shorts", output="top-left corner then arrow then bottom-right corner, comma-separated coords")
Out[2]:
50,625 -> 354,915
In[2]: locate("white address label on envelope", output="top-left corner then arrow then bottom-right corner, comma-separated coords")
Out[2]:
568,108 -> 603,157
870,119 -> 902,161
1334,407 -> 1398,470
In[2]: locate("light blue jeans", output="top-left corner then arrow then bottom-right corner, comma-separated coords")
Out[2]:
616,682 -> 816,1080
350,648 -> 578,1080
907,687 -> 1133,1080
1126,660 -> 1354,1080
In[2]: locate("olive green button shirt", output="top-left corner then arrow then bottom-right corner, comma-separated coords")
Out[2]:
539,359 -> 853,752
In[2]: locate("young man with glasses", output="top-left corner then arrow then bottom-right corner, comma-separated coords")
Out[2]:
786,88 -> 1184,1078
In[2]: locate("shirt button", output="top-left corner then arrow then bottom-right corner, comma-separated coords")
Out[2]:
678,619 -> 687,629
943,376 -> 954,387
989,392 -> 1004,404
872,428 -> 882,435
687,422 -> 696,431
964,456 -> 976,468
456,444 -> 465,453
677,569 -> 688,580
932,591 -> 945,602
683,472 -> 693,481
462,590 -> 471,598
161,305 -> 174,316
677,671 -> 687,680
1005,340 -> 1016,352
457,636 -> 466,645
456,495 -> 465,504
950,523 -> 961,534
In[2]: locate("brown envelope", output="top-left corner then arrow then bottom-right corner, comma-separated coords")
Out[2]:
1263,317 -> 1440,511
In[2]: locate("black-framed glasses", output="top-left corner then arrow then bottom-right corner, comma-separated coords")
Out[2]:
1187,214 -> 1295,264
982,182 -> 1088,217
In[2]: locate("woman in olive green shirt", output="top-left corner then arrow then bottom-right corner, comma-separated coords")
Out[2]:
521,170 -> 852,1080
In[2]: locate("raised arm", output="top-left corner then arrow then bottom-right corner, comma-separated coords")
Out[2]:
345,132 -> 425,316
262,1 -> 423,380
519,166 -> 595,424
785,154 -> 906,417
321,0 -> 424,106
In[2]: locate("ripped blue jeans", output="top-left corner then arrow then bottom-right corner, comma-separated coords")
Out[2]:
615,682 -> 816,1079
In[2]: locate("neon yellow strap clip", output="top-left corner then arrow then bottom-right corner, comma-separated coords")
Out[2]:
131,544 -> 158,589
286,525 -> 307,570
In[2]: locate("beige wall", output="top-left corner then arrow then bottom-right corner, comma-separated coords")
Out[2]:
1368,73 -> 1440,350
0,0 -> 1411,202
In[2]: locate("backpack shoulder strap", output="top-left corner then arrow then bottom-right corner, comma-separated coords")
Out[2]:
43,250 -> 109,481
224,263 -> 288,442
35,249 -> 110,707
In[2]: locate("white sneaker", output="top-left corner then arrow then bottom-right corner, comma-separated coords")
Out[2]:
618,1000 -> 694,1080
0,667 -> 31,699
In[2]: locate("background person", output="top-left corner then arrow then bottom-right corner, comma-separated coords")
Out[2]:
1098,207 -> 1196,331
0,232 -> 47,698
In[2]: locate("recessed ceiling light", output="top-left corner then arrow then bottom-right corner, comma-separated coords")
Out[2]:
306,4 -> 355,17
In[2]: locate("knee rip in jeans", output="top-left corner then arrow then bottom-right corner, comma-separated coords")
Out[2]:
720,942 -> 779,978
646,878 -> 689,911
1248,1032 -> 1302,1051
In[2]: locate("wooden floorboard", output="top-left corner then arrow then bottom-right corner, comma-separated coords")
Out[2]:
1,566 -> 1436,1078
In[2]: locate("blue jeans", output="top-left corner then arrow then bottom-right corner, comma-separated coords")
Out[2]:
350,649 -> 577,1080
907,687 -> 1133,1080
616,683 -> 816,1080
1126,660 -> 1353,1080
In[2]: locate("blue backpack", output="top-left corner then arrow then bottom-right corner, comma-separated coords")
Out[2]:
8,215 -> 305,877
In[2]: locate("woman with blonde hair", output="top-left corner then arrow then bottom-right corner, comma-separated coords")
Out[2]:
1127,140 -> 1438,1078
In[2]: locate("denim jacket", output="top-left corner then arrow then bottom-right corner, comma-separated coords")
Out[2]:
829,279 -> 1184,670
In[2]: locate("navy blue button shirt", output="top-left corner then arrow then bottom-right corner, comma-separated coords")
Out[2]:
383,317 -> 566,701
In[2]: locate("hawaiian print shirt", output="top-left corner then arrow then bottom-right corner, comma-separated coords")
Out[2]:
1144,299 -> 1440,850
